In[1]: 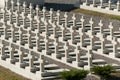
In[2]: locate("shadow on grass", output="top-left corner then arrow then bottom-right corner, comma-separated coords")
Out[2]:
105,75 -> 120,80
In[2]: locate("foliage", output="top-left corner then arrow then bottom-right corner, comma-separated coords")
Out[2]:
60,69 -> 88,80
92,65 -> 115,80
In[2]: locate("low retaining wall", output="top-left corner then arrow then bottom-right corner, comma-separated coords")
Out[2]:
80,3 -> 120,16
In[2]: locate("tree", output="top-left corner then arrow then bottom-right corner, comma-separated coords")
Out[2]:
92,65 -> 115,80
60,69 -> 88,80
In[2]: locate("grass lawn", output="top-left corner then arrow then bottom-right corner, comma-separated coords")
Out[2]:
103,72 -> 120,80
0,66 -> 30,80
71,8 -> 120,21
111,71 -> 120,77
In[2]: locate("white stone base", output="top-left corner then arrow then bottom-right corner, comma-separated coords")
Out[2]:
80,4 -> 120,16
0,59 -> 41,80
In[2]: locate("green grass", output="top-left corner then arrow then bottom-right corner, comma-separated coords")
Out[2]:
111,71 -> 120,77
71,8 -> 120,21
0,66 -> 30,80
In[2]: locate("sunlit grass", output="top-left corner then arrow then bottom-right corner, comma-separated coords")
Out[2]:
72,8 -> 120,21
0,66 -> 29,80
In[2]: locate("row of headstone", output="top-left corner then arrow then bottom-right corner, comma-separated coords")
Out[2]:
0,0 -> 44,9
0,0 -> 120,80
1,0 -> 120,70
80,0 -> 120,15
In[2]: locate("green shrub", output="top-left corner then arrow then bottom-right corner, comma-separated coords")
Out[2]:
92,65 -> 115,80
60,69 -> 88,80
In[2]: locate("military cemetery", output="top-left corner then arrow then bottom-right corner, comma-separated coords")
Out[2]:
0,0 -> 120,80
